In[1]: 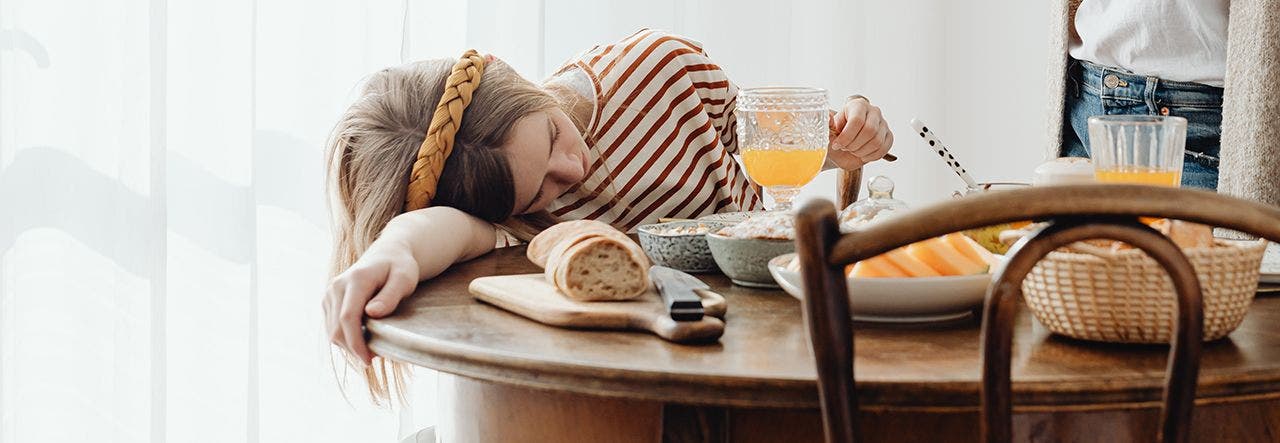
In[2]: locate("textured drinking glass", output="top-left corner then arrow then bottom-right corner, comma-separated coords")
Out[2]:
736,87 -> 829,211
1087,115 -> 1187,187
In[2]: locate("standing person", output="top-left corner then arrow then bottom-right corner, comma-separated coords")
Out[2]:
1046,0 -> 1279,203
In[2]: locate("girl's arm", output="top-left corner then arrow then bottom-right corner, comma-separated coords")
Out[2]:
384,205 -> 498,277
324,206 -> 496,364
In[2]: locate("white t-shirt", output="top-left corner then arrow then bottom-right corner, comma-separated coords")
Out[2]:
1069,0 -> 1229,87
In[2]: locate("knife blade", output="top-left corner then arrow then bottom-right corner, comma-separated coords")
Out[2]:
649,265 -> 706,321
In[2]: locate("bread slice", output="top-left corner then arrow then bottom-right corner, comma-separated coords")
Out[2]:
1151,219 -> 1214,249
541,229 -> 611,276
533,221 -> 650,301
527,219 -> 617,268
549,235 -> 650,301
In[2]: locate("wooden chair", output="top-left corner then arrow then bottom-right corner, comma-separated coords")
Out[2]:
793,184 -> 1280,443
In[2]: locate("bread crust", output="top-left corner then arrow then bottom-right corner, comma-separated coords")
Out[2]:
531,221 -> 651,301
526,219 -> 617,267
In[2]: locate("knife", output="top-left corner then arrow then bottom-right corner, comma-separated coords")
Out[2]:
649,265 -> 707,321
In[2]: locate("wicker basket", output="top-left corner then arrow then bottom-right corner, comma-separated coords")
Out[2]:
1022,239 -> 1268,344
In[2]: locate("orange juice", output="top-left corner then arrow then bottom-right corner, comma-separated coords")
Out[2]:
1095,168 -> 1180,224
1094,168 -> 1181,187
742,148 -> 826,187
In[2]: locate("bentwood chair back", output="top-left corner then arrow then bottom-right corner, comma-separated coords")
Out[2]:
793,184 -> 1280,443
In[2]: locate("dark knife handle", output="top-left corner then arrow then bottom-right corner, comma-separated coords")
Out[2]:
654,279 -> 704,321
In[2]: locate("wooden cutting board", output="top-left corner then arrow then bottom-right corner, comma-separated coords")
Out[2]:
469,274 -> 727,343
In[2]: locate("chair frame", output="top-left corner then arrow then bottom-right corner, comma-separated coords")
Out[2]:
794,184 -> 1280,443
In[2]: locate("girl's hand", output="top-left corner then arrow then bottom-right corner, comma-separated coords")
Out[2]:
828,96 -> 894,170
324,240 -> 420,365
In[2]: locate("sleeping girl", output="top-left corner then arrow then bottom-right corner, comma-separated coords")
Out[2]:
321,29 -> 893,397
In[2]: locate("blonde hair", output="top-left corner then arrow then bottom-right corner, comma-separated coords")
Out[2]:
324,58 -> 557,401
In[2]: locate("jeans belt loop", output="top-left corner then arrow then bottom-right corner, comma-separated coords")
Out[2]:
1145,76 -> 1160,114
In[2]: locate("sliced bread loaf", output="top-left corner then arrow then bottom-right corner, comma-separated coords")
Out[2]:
549,235 -> 650,301
531,221 -> 650,301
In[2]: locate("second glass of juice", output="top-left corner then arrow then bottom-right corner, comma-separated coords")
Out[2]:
1087,115 -> 1187,187
736,87 -> 829,211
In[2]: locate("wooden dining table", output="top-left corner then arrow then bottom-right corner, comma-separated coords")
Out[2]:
367,244 -> 1280,443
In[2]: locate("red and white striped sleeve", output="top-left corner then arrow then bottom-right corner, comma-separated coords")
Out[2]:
673,40 -> 740,155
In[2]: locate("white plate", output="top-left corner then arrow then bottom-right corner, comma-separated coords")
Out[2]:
767,253 -> 992,323
1262,242 -> 1280,284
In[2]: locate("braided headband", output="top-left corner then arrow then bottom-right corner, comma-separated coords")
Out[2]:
404,49 -> 486,211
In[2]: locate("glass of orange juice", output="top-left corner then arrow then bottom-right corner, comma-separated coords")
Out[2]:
737,87 -> 829,211
1087,115 -> 1187,187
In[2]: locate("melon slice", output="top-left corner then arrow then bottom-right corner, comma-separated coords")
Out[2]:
906,237 -> 987,276
882,247 -> 941,277
942,233 -> 999,269
849,255 -> 909,278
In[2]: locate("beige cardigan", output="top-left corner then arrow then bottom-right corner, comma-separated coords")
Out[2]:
1046,0 -> 1280,207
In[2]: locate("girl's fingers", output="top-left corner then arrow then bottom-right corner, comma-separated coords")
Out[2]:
826,147 -> 866,171
834,105 -> 867,150
849,107 -> 883,156
875,131 -> 894,159
327,279 -> 348,343
341,323 -> 372,365
365,262 -> 418,318
860,129 -> 890,163
337,272 -> 381,364
857,132 -> 890,163
829,111 -> 847,148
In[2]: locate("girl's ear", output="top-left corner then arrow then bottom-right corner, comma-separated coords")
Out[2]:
485,54 -> 496,62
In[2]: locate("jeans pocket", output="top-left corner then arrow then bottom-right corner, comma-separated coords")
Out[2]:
1167,105 -> 1223,169
1185,149 -> 1220,168
1167,106 -> 1223,138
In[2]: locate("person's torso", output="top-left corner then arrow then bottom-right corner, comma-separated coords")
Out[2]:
1069,0 -> 1229,87
544,29 -> 762,232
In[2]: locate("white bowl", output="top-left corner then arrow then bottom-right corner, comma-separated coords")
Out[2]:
697,211 -> 763,223
767,253 -> 994,323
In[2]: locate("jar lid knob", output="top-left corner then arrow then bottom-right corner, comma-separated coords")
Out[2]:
868,175 -> 895,198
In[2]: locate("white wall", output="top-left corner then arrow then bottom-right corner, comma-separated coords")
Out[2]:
0,1 -> 1050,441
410,0 -> 1051,208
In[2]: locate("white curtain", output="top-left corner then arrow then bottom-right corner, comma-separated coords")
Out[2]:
1,1 -> 1046,442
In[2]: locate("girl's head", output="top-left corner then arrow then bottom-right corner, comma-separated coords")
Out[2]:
325,56 -> 590,275
324,54 -> 591,401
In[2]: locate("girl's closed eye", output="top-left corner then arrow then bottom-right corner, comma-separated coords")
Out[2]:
534,117 -> 561,205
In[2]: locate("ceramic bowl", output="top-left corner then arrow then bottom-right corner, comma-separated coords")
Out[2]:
768,253 -> 993,323
697,211 -> 764,223
636,221 -> 729,273
705,232 -> 796,288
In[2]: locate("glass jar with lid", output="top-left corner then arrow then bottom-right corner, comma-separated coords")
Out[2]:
839,175 -> 909,232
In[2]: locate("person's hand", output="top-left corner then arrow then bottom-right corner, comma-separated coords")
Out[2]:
828,96 -> 894,170
323,240 -> 420,365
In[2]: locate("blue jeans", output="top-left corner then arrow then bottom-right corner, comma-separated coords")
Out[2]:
1062,58 -> 1224,190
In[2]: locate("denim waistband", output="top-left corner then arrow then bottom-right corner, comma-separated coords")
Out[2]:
1072,59 -> 1224,108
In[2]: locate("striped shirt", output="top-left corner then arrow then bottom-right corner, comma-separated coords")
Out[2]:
547,29 -> 763,232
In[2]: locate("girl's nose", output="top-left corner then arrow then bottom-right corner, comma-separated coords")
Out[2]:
547,152 -> 584,185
